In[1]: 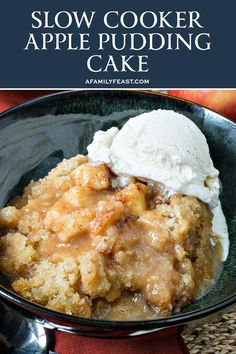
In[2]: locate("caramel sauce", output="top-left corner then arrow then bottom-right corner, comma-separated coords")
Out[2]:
0,158 -> 222,320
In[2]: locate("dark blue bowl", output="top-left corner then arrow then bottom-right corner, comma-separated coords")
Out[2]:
0,90 -> 235,337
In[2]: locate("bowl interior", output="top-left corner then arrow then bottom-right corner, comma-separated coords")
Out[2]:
0,90 -> 235,320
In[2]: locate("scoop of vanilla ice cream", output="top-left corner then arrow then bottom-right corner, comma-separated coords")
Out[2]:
87,110 -> 229,260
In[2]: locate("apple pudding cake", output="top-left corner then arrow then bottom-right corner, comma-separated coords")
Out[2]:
0,155 -> 222,320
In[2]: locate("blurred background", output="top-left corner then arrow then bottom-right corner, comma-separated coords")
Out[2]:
0,90 -> 236,122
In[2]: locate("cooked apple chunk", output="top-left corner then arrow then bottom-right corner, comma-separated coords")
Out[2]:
114,182 -> 147,216
91,200 -> 124,236
138,210 -> 173,253
44,199 -> 95,241
72,163 -> 111,190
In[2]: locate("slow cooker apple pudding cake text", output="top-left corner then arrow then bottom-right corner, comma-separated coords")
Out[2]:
0,155 -> 222,320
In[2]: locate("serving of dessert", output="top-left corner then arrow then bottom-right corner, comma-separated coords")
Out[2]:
0,110 -> 229,320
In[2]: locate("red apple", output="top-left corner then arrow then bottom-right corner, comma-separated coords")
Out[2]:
168,90 -> 236,121
0,90 -> 61,113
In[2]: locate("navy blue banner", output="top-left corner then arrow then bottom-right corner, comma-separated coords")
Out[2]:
0,0 -> 235,88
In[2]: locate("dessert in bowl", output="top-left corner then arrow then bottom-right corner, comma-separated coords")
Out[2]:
0,108 -> 229,321
0,91 -> 235,337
